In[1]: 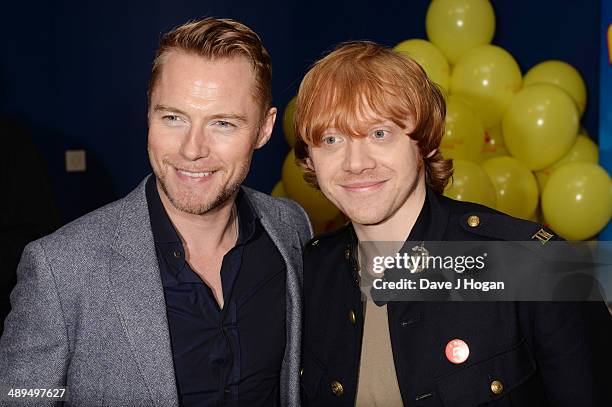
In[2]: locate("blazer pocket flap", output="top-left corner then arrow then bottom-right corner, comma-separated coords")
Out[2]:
436,340 -> 536,407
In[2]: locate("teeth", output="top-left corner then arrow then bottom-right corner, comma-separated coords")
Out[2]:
178,170 -> 213,178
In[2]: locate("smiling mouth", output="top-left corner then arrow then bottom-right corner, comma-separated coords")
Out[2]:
341,180 -> 387,192
175,168 -> 217,178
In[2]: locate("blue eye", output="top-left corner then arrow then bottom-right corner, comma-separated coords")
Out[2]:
373,130 -> 387,139
215,120 -> 234,128
162,115 -> 185,127
323,136 -> 337,144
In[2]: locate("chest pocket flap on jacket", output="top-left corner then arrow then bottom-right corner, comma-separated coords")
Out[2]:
436,339 -> 536,407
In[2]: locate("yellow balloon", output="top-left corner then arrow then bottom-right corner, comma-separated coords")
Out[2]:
502,83 -> 579,170
440,96 -> 485,162
535,134 -> 598,190
480,124 -> 509,161
283,96 -> 297,147
524,60 -> 587,116
444,159 -> 496,208
542,163 -> 612,240
425,0 -> 495,65
394,39 -> 451,94
482,156 -> 539,220
450,45 -> 522,128
281,149 -> 339,223
271,181 -> 287,198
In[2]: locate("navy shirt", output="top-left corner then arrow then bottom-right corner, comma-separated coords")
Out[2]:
146,177 -> 287,407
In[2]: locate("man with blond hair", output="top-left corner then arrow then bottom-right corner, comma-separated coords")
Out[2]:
0,18 -> 311,406
296,41 -> 611,406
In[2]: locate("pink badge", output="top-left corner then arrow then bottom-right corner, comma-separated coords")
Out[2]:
445,339 -> 470,364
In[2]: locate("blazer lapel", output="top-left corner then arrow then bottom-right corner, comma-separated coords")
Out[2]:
246,191 -> 304,407
108,179 -> 178,407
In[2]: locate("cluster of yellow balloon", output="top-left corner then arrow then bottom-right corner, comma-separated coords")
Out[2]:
394,0 -> 611,240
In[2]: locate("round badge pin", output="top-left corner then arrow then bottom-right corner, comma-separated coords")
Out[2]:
445,339 -> 470,364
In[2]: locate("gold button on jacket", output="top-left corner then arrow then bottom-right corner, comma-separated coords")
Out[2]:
331,380 -> 344,396
490,380 -> 504,395
348,309 -> 357,325
467,215 -> 480,227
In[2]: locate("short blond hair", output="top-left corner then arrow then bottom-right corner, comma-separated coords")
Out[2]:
294,41 -> 452,194
148,17 -> 272,114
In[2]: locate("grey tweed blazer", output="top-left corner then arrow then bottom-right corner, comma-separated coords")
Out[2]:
0,176 -> 312,407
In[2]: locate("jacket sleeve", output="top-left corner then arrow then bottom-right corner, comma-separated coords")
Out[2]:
0,240 -> 69,397
527,301 -> 612,406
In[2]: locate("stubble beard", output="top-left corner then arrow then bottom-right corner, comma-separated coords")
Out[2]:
156,159 -> 250,216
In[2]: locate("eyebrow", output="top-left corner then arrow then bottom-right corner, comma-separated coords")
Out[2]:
206,113 -> 248,123
152,104 -> 248,123
153,104 -> 190,117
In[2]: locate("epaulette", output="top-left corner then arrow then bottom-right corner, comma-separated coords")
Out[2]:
457,211 -> 560,244
455,212 -> 580,267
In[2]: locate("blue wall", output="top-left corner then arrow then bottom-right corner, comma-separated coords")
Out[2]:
0,0 -> 601,223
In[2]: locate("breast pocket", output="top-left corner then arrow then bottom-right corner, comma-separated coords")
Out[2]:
435,339 -> 537,407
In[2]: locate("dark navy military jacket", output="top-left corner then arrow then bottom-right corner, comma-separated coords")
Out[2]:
301,187 -> 612,406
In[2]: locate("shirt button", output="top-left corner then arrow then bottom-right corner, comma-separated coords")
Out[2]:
348,309 -> 357,325
345,248 -> 351,260
330,380 -> 344,396
490,380 -> 504,395
173,250 -> 181,258
467,215 -> 480,227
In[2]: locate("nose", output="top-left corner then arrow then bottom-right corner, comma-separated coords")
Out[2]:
341,138 -> 376,174
179,125 -> 211,161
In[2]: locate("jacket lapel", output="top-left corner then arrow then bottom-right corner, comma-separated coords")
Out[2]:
244,188 -> 304,407
108,179 -> 179,407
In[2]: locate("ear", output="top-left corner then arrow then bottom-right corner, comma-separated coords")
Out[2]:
305,155 -> 315,171
255,107 -> 277,149
426,148 -> 437,159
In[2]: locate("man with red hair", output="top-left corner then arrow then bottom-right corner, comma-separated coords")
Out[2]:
295,41 -> 611,406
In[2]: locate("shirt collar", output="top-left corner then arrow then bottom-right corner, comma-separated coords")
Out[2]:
235,187 -> 258,246
146,175 -> 180,244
